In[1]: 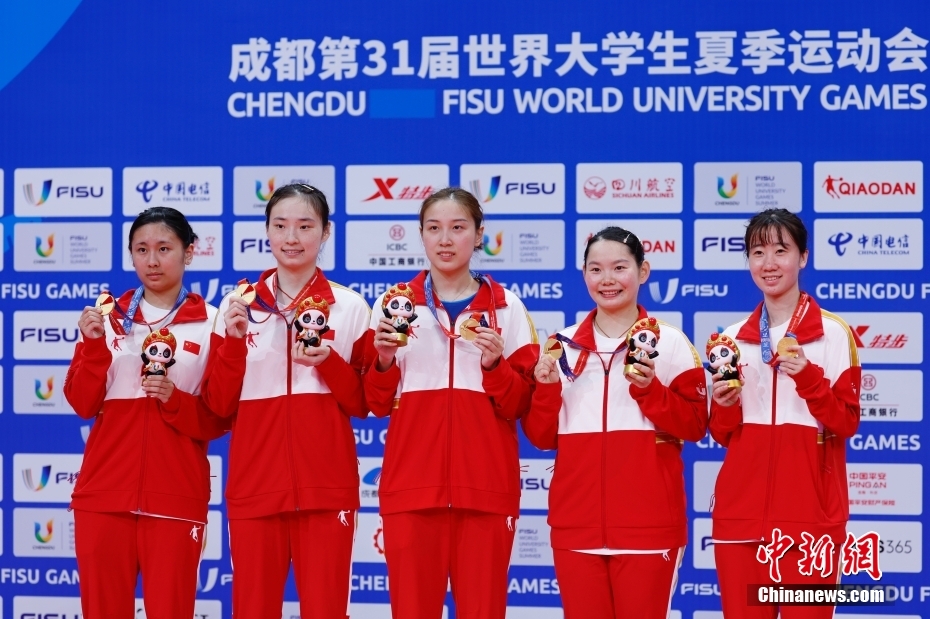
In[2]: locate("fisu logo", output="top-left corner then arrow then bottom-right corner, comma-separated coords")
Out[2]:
649,278 -> 679,304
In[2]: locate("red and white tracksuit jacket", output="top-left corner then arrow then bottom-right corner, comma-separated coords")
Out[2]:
524,307 -> 708,551
710,297 -> 861,544
364,271 -> 538,517
204,268 -> 370,518
65,291 -> 226,523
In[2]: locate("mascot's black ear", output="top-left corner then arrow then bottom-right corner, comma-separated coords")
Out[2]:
166,358 -> 176,369
140,353 -> 147,364
320,325 -> 331,335
732,351 -> 739,364
294,320 -> 304,333
383,307 -> 391,319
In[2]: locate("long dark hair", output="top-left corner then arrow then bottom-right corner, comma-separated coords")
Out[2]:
128,206 -> 198,249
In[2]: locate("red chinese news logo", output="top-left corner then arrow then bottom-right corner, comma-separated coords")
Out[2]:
756,528 -> 882,582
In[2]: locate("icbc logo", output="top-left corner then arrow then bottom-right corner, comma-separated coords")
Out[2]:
862,374 -> 877,390
389,225 -> 405,241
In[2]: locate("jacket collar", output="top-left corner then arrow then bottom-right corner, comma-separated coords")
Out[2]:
572,305 -> 649,350
253,267 -> 336,310
735,293 -> 824,345
408,270 -> 509,311
115,288 -> 208,325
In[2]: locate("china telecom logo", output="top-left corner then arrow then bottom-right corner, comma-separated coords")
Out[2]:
255,178 -> 275,201
34,234 -> 55,257
24,180 -> 53,205
34,519 -> 54,543
469,176 -> 501,203
717,174 -> 738,199
22,465 -> 52,491
483,231 -> 504,256
35,377 -> 54,401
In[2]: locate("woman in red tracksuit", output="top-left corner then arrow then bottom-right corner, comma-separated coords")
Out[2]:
203,183 -> 370,619
525,226 -> 708,619
67,207 -> 230,618
365,187 -> 537,619
710,209 -> 861,619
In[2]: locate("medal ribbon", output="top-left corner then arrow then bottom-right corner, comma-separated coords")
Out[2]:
760,291 -> 810,366
111,285 -> 189,335
247,272 -> 318,325
424,271 -> 498,340
553,333 -> 627,382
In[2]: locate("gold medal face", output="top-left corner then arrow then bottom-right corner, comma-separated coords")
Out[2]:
459,318 -> 480,341
542,338 -> 563,360
777,336 -> 799,358
235,280 -> 257,305
95,292 -> 115,316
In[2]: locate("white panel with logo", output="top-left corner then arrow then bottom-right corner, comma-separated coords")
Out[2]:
208,455 -> 223,506
576,162 -> 682,214
234,165 -> 336,216
346,165 -> 449,215
13,453 -> 83,503
358,456 -> 383,508
814,218 -> 923,271
575,219 -> 682,270
693,162 -> 801,214
13,508 -> 76,557
14,167 -> 113,216
460,163 -> 565,214
693,219 -> 749,271
840,312 -> 923,365
13,311 -> 82,360
123,166 -> 224,216
14,222 -> 112,272
814,161 -> 923,213
858,370 -> 922,422
345,220 -> 426,271
847,463 -> 922,515
846,520 -> 922,573
475,219 -> 565,270
13,365 -> 75,415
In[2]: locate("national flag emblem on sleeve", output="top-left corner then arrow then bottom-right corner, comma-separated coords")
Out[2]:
183,341 -> 201,355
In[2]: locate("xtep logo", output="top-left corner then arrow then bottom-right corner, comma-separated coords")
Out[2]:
255,178 -> 275,201
649,278 -> 679,304
35,376 -> 54,400
24,180 -> 53,205
34,519 -> 54,543
364,178 -> 434,201
483,231 -> 504,256
717,174 -> 738,199
23,465 -> 52,491
35,234 -> 55,257
469,176 -> 501,203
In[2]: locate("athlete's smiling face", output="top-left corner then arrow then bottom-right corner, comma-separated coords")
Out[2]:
583,239 -> 649,314
266,196 -> 331,272
420,199 -> 482,276
747,225 -> 808,301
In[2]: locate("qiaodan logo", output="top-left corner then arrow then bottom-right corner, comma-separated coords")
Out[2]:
717,174 -> 738,199
255,178 -> 275,201
649,278 -> 679,304
469,176 -> 500,203
34,519 -> 54,543
35,234 -> 55,257
35,377 -> 54,400
24,180 -> 53,205
23,465 -> 52,491
483,231 -> 504,256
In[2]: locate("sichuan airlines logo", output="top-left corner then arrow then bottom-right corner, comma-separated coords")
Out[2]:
35,377 -> 54,401
364,178 -> 434,201
255,178 -> 275,201
717,174 -> 738,199
22,465 -> 52,491
24,180 -> 52,205
470,176 -> 501,202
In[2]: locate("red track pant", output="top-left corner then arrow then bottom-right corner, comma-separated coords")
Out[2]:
715,542 -> 841,619
229,510 -> 355,619
74,510 -> 204,619
553,547 -> 684,619
382,508 -> 517,619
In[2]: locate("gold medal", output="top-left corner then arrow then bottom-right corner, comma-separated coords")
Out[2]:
235,279 -> 257,305
777,336 -> 799,358
459,318 -> 480,341
542,338 -> 563,360
94,292 -> 115,316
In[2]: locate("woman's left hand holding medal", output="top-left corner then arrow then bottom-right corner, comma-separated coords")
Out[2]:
777,343 -> 808,376
224,280 -> 254,339
534,353 -> 559,384
142,374 -> 175,404
80,292 -> 113,340
473,327 -> 505,371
